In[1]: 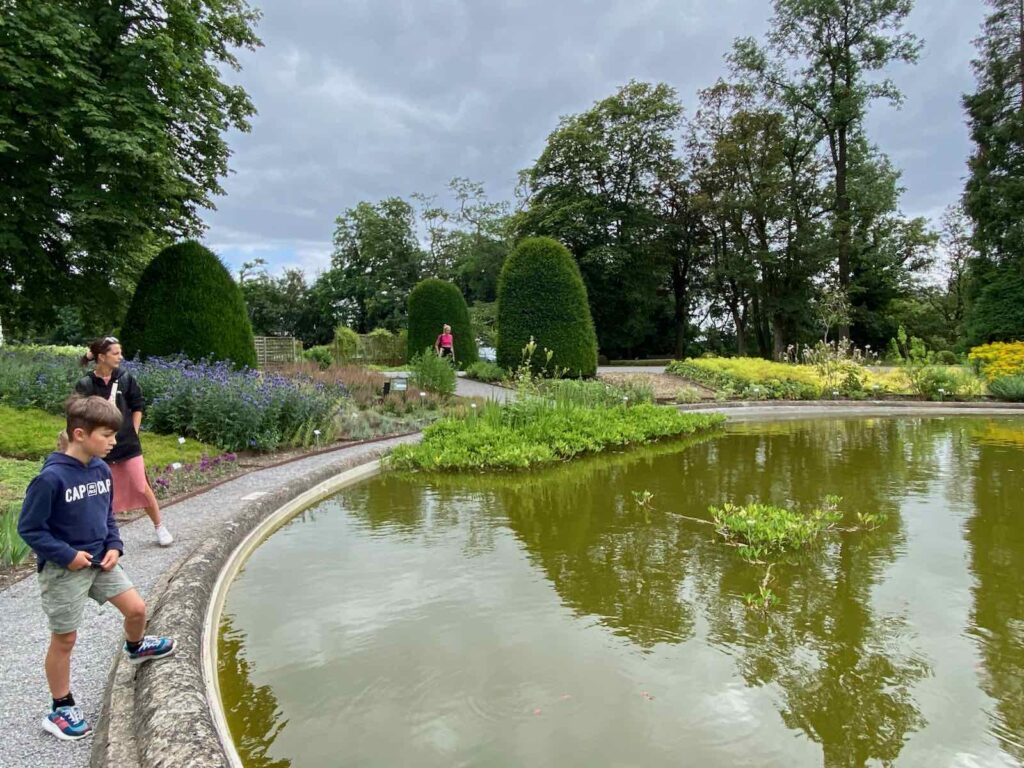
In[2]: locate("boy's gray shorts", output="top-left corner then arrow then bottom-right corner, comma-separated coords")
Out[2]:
37,562 -> 136,634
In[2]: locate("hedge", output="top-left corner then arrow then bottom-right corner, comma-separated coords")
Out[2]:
407,279 -> 477,365
496,237 -> 597,377
121,241 -> 257,368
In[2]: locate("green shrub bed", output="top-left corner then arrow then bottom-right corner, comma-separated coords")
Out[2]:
389,404 -> 725,472
667,358 -> 821,400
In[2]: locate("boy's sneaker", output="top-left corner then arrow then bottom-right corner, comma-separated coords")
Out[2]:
42,705 -> 91,741
124,635 -> 176,664
154,524 -> 173,547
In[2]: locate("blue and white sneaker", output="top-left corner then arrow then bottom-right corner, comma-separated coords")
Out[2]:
42,705 -> 91,741
124,635 -> 176,664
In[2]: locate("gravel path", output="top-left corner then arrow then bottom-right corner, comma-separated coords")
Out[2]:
0,434 -> 417,768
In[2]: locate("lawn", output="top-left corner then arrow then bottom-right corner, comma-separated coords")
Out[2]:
0,405 -> 220,464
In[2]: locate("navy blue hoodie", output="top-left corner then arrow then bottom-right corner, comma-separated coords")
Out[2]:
18,453 -> 125,572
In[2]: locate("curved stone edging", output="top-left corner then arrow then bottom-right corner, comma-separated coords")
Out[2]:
678,400 -> 1024,420
91,445 -> 397,768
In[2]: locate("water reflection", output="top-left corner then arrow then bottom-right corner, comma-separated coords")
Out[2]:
966,423 -> 1024,761
219,615 -> 291,768
220,417 -> 1024,768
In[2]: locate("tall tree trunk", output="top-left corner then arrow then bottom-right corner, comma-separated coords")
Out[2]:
672,254 -> 690,359
836,126 -> 851,340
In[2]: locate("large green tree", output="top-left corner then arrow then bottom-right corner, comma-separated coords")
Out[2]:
517,81 -> 687,358
731,0 -> 922,340
688,82 -> 827,358
327,198 -> 423,333
0,0 -> 261,339
963,0 -> 1024,344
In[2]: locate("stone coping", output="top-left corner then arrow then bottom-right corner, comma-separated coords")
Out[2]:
93,404 -> 1024,767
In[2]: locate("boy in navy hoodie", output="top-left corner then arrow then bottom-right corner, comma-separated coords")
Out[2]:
18,395 -> 175,741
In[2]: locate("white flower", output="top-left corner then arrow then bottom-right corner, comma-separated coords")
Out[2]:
177,436 -> 185,445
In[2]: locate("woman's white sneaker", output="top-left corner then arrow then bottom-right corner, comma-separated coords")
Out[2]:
155,524 -> 173,547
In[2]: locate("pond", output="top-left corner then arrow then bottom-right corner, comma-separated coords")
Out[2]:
218,416 -> 1024,768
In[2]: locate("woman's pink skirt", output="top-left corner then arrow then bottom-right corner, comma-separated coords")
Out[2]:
109,455 -> 151,513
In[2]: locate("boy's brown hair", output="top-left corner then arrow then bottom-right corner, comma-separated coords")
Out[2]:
65,394 -> 122,437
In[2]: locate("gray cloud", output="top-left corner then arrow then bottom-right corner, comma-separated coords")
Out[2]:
204,0 -> 986,274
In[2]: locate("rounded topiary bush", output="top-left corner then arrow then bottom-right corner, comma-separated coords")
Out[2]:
121,241 -> 257,368
497,237 -> 598,377
407,279 -> 478,366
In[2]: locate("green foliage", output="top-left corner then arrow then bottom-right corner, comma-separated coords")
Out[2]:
988,375 -> 1024,402
497,237 -> 598,377
302,345 -> 333,370
517,82 -> 688,358
0,0 -> 261,340
538,378 -> 655,408
121,242 -> 257,368
468,301 -> 498,348
0,458 -> 37,566
407,279 -> 478,365
0,348 -> 82,413
408,352 -> 456,396
710,496 -> 843,560
327,198 -> 422,333
465,361 -> 505,383
389,404 -> 724,472
332,326 -> 359,363
667,358 -> 821,400
963,258 -> 1024,345
361,328 -> 406,366
238,261 -> 309,338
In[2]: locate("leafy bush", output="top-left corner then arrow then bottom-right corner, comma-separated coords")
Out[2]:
302,345 -> 333,370
362,328 -> 407,365
988,374 -> 1024,402
121,241 -> 257,368
710,497 -> 843,558
902,365 -> 961,401
408,351 -> 456,396
936,350 -> 959,365
667,358 -> 821,400
1,458 -> 37,566
407,279 -> 477,365
465,360 -> 505,383
389,404 -> 724,472
969,341 -> 1024,381
332,326 -> 359,363
468,301 -> 497,348
496,237 -> 597,377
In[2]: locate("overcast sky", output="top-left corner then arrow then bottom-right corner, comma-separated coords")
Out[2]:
202,0 -> 987,279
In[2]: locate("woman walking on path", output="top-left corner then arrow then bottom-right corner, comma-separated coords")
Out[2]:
75,337 -> 173,547
434,324 -> 455,362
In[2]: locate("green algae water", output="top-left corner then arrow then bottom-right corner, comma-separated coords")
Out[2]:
218,416 -> 1024,767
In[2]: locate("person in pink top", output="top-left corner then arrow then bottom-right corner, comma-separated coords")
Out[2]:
434,324 -> 455,362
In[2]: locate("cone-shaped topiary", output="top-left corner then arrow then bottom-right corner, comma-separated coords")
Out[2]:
497,237 -> 598,376
407,279 -> 478,366
121,241 -> 257,368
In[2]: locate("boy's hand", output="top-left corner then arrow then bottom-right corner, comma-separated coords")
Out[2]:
68,551 -> 93,571
100,549 -> 120,571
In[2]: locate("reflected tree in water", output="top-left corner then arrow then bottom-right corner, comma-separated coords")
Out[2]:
965,427 -> 1024,762
219,615 -> 292,768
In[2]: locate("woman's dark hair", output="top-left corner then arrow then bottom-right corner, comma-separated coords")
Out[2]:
80,336 -> 120,367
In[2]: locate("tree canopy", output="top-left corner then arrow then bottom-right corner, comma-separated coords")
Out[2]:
0,0 -> 261,340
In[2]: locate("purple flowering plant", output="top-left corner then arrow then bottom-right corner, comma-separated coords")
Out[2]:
148,452 -> 240,501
